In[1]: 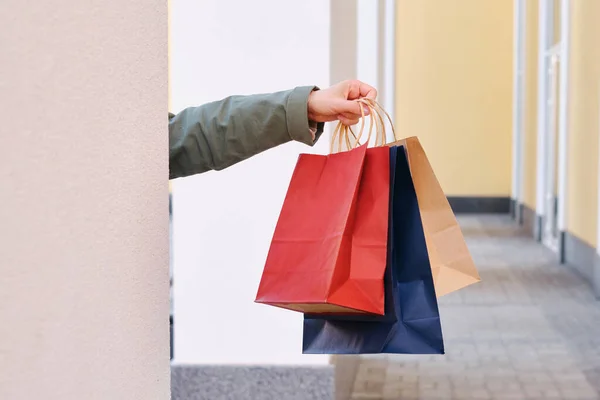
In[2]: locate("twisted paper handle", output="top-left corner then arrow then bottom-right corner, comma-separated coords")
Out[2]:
329,98 -> 397,153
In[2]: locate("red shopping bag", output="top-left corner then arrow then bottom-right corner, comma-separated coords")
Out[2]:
255,129 -> 390,315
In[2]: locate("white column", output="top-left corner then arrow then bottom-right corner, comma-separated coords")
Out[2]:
356,0 -> 380,146
171,0 -> 330,365
382,0 -> 397,130
535,0 -> 551,237
356,0 -> 396,142
330,0 -> 357,85
512,0 -> 527,221
0,0 -> 169,398
556,0 -> 571,236
330,0 -> 358,151
356,0 -> 379,89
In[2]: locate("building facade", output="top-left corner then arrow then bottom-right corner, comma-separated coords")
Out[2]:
512,0 -> 600,297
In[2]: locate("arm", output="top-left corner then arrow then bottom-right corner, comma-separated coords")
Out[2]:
169,86 -> 324,179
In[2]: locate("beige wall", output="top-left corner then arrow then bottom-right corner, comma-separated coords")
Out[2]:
395,0 -> 513,196
0,0 -> 170,398
566,0 -> 600,246
553,0 -> 562,45
523,0 -> 539,209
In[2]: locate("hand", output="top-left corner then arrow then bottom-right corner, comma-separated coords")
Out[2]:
307,80 -> 377,126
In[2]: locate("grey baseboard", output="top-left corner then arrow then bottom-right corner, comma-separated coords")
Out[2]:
447,196 -> 511,214
510,199 -> 526,222
520,203 -> 543,242
595,258 -> 600,300
559,231 -> 566,264
169,316 -> 173,360
534,215 -> 543,242
520,204 -> 543,241
563,231 -> 600,298
510,199 -> 517,219
171,364 -> 334,400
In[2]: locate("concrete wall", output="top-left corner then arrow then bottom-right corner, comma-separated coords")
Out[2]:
394,0 -> 513,197
0,0 -> 170,398
170,0 -> 331,365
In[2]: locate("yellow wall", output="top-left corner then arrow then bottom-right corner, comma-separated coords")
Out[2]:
394,0 -> 513,196
553,0 -> 561,45
566,0 -> 600,246
522,0 -> 539,209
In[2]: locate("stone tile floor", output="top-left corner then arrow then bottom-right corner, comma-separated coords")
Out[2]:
350,215 -> 600,400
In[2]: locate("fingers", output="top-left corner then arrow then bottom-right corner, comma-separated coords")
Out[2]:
345,80 -> 378,101
336,101 -> 371,121
338,114 -> 360,126
325,80 -> 379,126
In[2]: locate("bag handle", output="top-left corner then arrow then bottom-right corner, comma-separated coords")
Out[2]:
341,99 -> 398,146
329,99 -> 397,153
330,100 -> 369,153
368,98 -> 397,141
330,99 -> 383,153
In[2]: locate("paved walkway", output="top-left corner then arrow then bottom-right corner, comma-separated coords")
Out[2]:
350,215 -> 600,400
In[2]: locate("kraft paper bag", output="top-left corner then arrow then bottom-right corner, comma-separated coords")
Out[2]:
333,98 -> 480,298
388,136 -> 481,297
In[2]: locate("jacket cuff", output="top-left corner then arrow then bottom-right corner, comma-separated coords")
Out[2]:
286,86 -> 323,146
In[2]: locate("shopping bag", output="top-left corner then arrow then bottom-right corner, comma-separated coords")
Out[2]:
388,137 -> 480,297
302,145 -> 444,354
255,117 -> 390,315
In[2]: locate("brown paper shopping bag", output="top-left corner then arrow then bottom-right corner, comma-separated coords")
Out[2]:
389,137 -> 481,296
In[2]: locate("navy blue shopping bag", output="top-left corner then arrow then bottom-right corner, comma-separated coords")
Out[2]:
302,145 -> 444,354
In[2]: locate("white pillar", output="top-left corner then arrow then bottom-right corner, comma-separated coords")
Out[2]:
330,0 -> 358,151
330,0 -> 357,85
356,0 -> 395,142
512,0 -> 527,222
556,0 -> 571,237
382,0 -> 397,131
535,0 -> 551,240
357,0 -> 379,90
0,0 -> 169,398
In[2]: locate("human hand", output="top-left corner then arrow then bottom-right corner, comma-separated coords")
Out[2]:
307,80 -> 378,126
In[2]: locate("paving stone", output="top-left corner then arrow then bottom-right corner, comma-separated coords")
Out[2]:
418,388 -> 452,399
381,388 -> 402,399
560,388 -> 600,400
517,372 -> 553,384
401,387 -> 419,398
583,367 -> 600,392
452,388 -> 492,400
349,215 -> 600,400
539,388 -> 563,399
350,394 -> 382,400
490,394 -> 525,400
523,386 -> 543,399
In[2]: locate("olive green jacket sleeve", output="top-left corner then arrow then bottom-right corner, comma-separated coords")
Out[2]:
168,86 -> 324,179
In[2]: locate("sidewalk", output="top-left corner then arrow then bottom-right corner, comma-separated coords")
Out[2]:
349,215 -> 600,400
